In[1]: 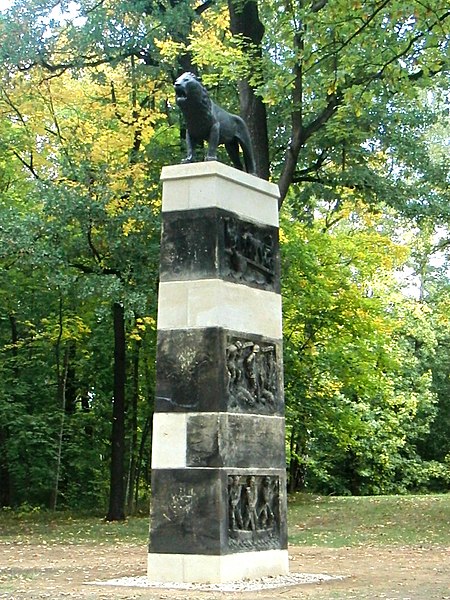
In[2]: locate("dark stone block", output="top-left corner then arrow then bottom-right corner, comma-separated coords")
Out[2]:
186,413 -> 286,469
186,414 -> 222,467
149,469 -> 288,555
149,468 -> 228,555
159,208 -> 280,293
155,328 -> 284,415
159,209 -> 218,282
155,328 -> 224,412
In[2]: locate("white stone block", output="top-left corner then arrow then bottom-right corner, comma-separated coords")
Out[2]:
147,553 -> 184,583
160,162 -> 280,228
182,554 -> 222,583
221,549 -> 290,582
147,549 -> 289,584
151,413 -> 187,469
157,279 -> 282,339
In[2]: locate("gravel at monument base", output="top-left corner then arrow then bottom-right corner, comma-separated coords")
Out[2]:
87,572 -> 344,591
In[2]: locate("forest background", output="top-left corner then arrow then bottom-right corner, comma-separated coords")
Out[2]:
0,0 -> 449,521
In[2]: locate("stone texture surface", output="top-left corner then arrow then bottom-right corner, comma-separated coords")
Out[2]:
147,549 -> 290,584
160,208 -> 280,292
154,328 -> 221,412
149,469 -> 287,556
186,413 -> 286,468
155,328 -> 284,415
149,163 -> 286,583
149,468 -> 228,555
151,413 -> 187,469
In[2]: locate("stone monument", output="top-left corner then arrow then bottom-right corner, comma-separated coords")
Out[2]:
148,160 -> 288,584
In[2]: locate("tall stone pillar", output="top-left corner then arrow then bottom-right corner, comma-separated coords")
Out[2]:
148,161 -> 288,584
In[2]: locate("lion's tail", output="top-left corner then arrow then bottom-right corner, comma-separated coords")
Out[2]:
235,117 -> 256,175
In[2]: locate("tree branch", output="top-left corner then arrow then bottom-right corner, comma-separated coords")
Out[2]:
86,219 -> 104,266
195,0 -> 214,16
292,148 -> 329,182
278,8 -> 449,207
303,0 -> 391,77
84,0 -> 107,15
69,261 -> 121,277
310,0 -> 328,13
278,92 -> 341,206
11,150 -> 41,180
350,9 -> 450,88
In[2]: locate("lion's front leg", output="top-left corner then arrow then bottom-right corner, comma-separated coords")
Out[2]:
205,122 -> 220,161
182,130 -> 196,163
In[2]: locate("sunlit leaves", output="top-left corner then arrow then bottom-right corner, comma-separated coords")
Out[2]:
281,202 -> 440,494
188,6 -> 251,83
0,31 -> 164,509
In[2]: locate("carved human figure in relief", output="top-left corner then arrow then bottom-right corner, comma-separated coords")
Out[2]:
259,345 -> 276,407
174,72 -> 256,175
244,343 -> 260,400
229,475 -> 244,530
243,475 -> 258,530
259,476 -> 275,528
226,340 -> 243,392
226,337 -> 279,411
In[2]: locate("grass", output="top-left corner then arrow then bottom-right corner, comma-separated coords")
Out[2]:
1,494 -> 449,548
0,509 -> 149,545
288,493 -> 450,547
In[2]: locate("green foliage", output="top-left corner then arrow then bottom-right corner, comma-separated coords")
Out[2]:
415,282 -> 450,467
0,51 -> 162,511
281,204 -> 443,494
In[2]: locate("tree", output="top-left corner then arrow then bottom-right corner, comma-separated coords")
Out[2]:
402,226 -> 450,484
0,58 -> 161,513
1,0 -> 447,202
281,203 -> 440,493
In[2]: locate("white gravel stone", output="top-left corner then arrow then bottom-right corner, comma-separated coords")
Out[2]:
87,572 -> 344,592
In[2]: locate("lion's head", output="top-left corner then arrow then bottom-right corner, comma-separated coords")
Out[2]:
174,72 -> 210,112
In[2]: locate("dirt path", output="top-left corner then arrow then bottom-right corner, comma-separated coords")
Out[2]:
1,541 -> 449,600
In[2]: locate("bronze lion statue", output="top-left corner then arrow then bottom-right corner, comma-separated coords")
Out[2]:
174,72 -> 256,175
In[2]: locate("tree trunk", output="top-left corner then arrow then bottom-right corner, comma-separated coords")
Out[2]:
228,0 -> 270,180
288,427 -> 308,493
65,344 -> 78,414
134,414 -> 152,509
0,314 -> 19,506
51,346 -> 70,511
0,426 -> 11,507
126,337 -> 140,515
106,302 -> 126,521
50,294 -> 67,511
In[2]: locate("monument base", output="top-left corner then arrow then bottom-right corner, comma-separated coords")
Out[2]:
147,549 -> 289,584
149,163 -> 288,585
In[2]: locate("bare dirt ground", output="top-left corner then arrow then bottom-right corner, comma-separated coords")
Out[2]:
1,541 -> 449,600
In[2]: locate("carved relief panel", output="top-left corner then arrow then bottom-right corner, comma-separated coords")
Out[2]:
227,474 -> 282,551
226,335 -> 280,413
159,208 -> 280,292
155,328 -> 283,414
223,216 -> 278,290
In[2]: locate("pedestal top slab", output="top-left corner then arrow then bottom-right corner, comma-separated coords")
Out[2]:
160,162 -> 280,227
161,162 -> 279,196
